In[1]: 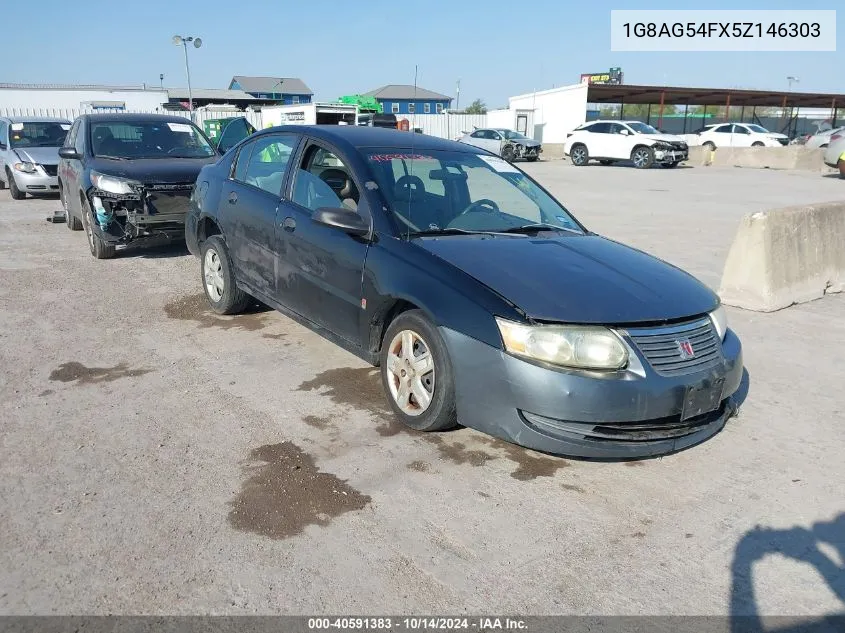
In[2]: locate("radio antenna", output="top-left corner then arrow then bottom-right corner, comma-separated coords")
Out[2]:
406,64 -> 418,241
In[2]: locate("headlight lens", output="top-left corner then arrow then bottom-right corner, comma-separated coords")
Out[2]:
496,318 -> 628,370
13,162 -> 37,173
709,305 -> 728,341
90,170 -> 136,195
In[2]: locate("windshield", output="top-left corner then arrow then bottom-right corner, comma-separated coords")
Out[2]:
501,130 -> 529,140
627,121 -> 659,135
746,124 -> 769,134
365,150 -> 585,236
9,122 -> 70,148
89,120 -> 216,159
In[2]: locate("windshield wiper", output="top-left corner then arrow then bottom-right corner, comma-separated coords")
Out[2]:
408,227 -> 527,238
96,155 -> 129,161
499,223 -> 582,235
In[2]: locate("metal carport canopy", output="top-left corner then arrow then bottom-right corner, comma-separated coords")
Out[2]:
587,84 -> 845,108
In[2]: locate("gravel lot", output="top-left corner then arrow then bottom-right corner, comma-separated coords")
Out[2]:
0,164 -> 843,617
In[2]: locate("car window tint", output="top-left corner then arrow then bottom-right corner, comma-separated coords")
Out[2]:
233,140 -> 255,182
241,134 -> 297,195
470,130 -> 484,138
465,164 -> 541,223
74,121 -> 86,153
732,125 -> 750,134
391,157 -> 445,196
291,145 -> 361,212
589,123 -> 610,133
713,124 -> 732,133
66,121 -> 78,148
0,122 -> 8,145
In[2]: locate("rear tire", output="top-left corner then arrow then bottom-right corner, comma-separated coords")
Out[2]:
61,186 -> 83,231
631,146 -> 654,169
81,199 -> 116,259
7,170 -> 25,200
569,144 -> 589,166
380,309 -> 457,432
703,141 -> 716,151
200,235 -> 250,315
752,141 -> 764,147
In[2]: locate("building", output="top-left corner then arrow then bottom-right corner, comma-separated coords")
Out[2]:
227,76 -> 313,105
163,88 -> 260,111
362,85 -> 452,115
0,83 -> 168,114
502,83 -> 589,143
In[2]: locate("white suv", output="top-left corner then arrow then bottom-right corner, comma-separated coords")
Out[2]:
564,120 -> 689,169
695,123 -> 787,149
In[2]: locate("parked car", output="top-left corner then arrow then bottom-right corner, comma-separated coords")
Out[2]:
805,126 -> 845,149
458,128 -> 542,162
186,125 -> 743,458
0,117 -> 71,200
563,120 -> 688,168
695,123 -> 788,149
822,135 -> 845,178
58,113 -> 232,259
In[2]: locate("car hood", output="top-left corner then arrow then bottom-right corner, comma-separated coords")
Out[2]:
13,146 -> 62,165
510,138 -> 541,147
638,133 -> 686,144
415,234 -> 718,324
88,156 -> 218,185
765,133 -> 788,139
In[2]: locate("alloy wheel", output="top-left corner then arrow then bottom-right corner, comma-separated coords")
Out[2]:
385,329 -> 436,416
203,248 -> 225,302
571,147 -> 587,165
633,148 -> 650,168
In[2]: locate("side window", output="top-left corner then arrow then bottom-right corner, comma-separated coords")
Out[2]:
590,122 -> 611,134
470,130 -> 484,138
732,125 -> 750,134
232,140 -> 255,182
713,124 -> 732,133
65,121 -> 79,148
0,122 -> 7,147
74,121 -> 86,153
291,144 -> 361,212
240,134 -> 297,195
490,131 -> 502,140
608,123 -> 624,134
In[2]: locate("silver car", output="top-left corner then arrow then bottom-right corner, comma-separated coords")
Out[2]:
458,128 -> 542,162
805,126 -> 845,149
0,117 -> 71,199
823,135 -> 845,177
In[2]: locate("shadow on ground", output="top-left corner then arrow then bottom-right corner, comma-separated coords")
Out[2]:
730,512 -> 845,633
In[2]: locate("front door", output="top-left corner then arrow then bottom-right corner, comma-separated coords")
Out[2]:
220,132 -> 299,298
279,141 -> 370,345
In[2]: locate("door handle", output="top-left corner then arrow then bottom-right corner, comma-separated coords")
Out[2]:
282,216 -> 296,232
228,191 -> 238,205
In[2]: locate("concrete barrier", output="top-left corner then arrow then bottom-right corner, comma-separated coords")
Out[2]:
687,146 -> 835,172
719,201 -> 845,312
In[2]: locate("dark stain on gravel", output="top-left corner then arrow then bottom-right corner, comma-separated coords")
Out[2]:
297,367 -> 390,418
303,415 -> 333,430
407,460 -> 431,473
38,389 -> 54,397
625,461 -> 646,467
49,362 -> 152,385
228,442 -> 371,540
164,294 -> 271,332
262,333 -> 286,340
561,483 -> 585,493
631,531 -> 647,538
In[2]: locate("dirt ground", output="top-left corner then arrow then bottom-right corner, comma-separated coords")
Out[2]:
0,164 -> 843,617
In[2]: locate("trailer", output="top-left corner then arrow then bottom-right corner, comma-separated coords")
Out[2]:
261,103 -> 358,127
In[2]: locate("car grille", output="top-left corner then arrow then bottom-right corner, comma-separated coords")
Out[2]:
627,317 -> 722,377
40,164 -> 58,177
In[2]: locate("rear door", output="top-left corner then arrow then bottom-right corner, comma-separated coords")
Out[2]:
278,140 -> 371,345
220,132 -> 300,298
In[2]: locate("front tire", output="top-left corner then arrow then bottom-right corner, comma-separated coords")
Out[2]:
7,170 -> 25,200
752,141 -> 764,147
631,146 -> 654,169
569,144 -> 589,166
703,141 -> 716,151
80,199 -> 116,259
501,144 -> 515,162
380,310 -> 457,432
200,235 -> 250,315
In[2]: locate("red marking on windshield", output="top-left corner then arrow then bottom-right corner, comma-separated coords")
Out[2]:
369,154 -> 435,162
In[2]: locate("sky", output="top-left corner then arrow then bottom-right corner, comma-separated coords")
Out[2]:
6,0 -> 842,107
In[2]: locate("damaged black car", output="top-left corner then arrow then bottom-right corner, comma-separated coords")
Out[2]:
58,114 -> 226,259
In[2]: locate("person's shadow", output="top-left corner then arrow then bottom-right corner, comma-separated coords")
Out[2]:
730,513 -> 845,633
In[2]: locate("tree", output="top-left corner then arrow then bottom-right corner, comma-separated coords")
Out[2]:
465,99 -> 487,114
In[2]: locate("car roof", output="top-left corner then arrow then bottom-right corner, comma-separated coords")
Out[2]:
82,113 -> 200,124
2,116 -> 71,124
263,125 -> 480,153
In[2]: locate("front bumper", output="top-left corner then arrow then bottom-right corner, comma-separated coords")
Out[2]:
441,325 -> 743,459
87,185 -> 192,244
653,147 -> 688,164
12,168 -> 59,193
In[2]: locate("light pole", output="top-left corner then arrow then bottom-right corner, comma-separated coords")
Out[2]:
787,76 -> 799,91
172,35 -> 202,118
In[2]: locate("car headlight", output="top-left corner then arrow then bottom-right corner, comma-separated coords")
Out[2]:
13,162 -> 37,173
709,305 -> 728,341
495,318 -> 628,370
90,170 -> 136,195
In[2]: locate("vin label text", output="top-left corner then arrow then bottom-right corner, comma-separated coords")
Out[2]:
611,10 -> 836,51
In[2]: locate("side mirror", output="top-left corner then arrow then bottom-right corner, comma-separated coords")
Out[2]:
58,147 -> 81,160
311,207 -> 370,237
619,129 -> 631,136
